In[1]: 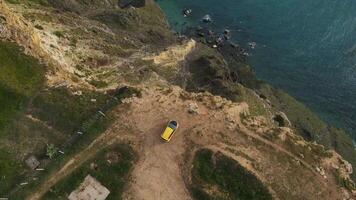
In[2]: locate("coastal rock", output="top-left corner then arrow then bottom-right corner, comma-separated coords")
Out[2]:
273,112 -> 292,127
344,160 -> 353,175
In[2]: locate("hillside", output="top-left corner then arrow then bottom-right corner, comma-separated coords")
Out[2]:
0,0 -> 356,199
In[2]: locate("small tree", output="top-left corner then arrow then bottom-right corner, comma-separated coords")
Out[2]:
46,144 -> 58,159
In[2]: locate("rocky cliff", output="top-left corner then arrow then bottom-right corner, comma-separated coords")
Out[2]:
0,0 -> 355,199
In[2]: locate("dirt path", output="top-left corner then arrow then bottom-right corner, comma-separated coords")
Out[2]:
239,126 -> 324,179
26,121 -> 134,200
26,87 -> 346,200
123,123 -> 192,200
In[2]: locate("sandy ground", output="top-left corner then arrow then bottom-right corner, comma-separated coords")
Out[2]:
28,86 -> 350,200
3,1 -> 353,199
144,39 -> 196,68
120,87 -> 219,200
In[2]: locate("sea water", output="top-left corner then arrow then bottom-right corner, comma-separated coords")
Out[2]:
156,0 -> 356,139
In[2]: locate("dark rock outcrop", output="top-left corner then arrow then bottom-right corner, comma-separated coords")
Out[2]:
119,0 -> 145,8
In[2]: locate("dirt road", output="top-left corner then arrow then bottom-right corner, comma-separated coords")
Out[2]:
27,86 -> 346,200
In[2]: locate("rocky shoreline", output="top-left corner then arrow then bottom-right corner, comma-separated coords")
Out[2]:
1,0 -> 356,198
165,11 -> 356,182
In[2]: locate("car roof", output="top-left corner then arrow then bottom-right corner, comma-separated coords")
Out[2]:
162,127 -> 174,140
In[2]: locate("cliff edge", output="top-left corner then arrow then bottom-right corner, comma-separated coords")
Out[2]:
0,0 -> 355,199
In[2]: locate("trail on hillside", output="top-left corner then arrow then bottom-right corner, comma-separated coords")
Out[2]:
27,87 -> 344,200
26,122 -> 135,200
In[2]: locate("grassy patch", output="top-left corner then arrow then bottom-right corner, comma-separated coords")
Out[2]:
283,136 -> 331,165
258,84 -> 356,181
0,42 -> 139,198
0,41 -> 45,131
31,88 -> 109,134
259,85 -> 327,142
42,144 -> 135,200
0,87 -> 25,131
89,79 -> 109,88
5,0 -> 49,6
8,111 -> 113,199
53,31 -> 65,38
0,149 -> 24,194
234,84 -> 267,117
0,41 -> 45,97
7,87 -> 140,199
0,41 -> 45,195
191,149 -> 272,200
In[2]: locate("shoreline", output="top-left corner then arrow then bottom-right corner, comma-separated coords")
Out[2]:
155,1 -> 356,142
156,1 -> 356,181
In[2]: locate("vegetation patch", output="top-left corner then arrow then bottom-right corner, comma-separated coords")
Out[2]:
0,87 -> 24,131
42,144 -> 135,200
0,149 -> 24,195
31,88 -> 109,134
0,41 -> 45,97
7,86 -> 140,199
53,31 -> 65,38
5,0 -> 49,6
0,41 -> 139,197
89,79 -> 109,88
235,84 -> 267,117
184,44 -> 268,118
0,41 -> 46,195
335,170 -> 356,192
191,149 -> 272,200
0,41 -> 45,131
258,84 -> 356,181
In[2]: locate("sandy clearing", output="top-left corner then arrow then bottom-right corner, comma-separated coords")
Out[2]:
144,39 -> 196,68
27,86 -> 348,200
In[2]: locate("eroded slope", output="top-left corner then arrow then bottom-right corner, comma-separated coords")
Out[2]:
0,0 -> 356,199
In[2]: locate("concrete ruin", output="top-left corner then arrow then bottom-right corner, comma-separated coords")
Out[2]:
68,175 -> 110,200
25,155 -> 40,170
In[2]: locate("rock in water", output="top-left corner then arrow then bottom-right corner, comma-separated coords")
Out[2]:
202,15 -> 212,23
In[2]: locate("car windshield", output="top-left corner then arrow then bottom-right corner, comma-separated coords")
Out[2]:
168,121 -> 177,129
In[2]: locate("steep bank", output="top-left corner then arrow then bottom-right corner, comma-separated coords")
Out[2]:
173,23 -> 356,182
156,0 -> 356,145
0,0 -> 356,199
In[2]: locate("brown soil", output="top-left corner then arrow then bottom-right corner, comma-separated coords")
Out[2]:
27,86 -> 350,200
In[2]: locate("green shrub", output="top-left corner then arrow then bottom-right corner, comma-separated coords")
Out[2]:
53,31 -> 64,38
191,149 -> 273,200
43,144 -> 135,200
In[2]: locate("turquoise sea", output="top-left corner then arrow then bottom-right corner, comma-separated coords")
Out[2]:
156,0 -> 356,141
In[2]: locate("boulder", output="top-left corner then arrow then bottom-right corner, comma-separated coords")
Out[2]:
273,112 -> 292,127
344,160 -> 353,175
188,102 -> 199,114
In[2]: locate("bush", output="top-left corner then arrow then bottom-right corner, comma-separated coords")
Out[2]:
191,149 -> 273,200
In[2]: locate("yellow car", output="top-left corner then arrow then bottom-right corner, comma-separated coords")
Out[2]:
161,120 -> 179,142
